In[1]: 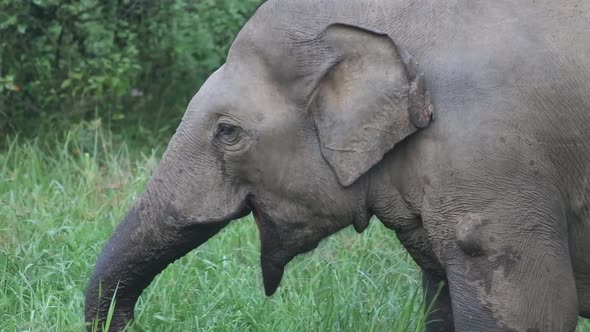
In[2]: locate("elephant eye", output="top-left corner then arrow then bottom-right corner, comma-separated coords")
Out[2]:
217,123 -> 236,135
215,123 -> 241,144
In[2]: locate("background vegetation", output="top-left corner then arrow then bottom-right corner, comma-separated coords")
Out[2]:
1,0 -> 260,137
1,1 -> 589,331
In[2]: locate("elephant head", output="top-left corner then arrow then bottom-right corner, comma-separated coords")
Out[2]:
85,8 -> 433,330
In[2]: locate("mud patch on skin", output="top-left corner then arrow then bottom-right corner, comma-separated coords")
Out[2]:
455,214 -> 520,280
459,247 -> 526,331
477,246 -> 521,295
455,213 -> 491,256
492,246 -> 520,278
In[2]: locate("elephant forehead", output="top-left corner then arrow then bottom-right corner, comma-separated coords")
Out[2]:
184,64 -> 292,126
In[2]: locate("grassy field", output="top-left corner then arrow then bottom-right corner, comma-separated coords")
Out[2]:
1,122 -> 589,331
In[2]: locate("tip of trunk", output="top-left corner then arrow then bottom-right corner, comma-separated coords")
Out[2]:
84,277 -> 136,331
85,203 -> 230,330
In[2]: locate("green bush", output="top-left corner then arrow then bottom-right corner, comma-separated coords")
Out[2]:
0,0 -> 261,136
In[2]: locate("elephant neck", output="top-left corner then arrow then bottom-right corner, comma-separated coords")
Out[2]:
367,176 -> 419,233
366,153 -> 444,276
366,150 -> 425,232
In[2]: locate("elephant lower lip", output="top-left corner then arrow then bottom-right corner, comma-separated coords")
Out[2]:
250,201 -> 287,296
261,259 -> 285,296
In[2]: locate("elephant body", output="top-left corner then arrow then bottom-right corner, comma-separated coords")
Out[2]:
86,1 -> 590,331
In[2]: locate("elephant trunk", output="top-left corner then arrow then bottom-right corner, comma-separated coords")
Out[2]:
84,190 -> 229,331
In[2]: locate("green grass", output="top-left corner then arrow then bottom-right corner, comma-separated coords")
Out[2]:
1,122 -> 589,331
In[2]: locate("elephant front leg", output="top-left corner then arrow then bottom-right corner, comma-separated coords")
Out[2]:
422,270 -> 454,332
442,208 -> 579,332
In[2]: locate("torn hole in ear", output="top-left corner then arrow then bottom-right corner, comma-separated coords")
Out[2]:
408,72 -> 434,128
400,47 -> 435,128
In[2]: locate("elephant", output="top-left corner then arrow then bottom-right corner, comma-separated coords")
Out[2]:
85,0 -> 590,331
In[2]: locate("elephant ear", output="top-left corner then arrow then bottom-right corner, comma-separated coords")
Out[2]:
310,23 -> 434,186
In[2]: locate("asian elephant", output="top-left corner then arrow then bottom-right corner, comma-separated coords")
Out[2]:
85,0 -> 590,331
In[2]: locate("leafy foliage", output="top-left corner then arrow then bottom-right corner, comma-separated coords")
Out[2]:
0,0 -> 261,135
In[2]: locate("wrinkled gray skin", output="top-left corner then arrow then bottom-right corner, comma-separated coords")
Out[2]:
85,0 -> 590,331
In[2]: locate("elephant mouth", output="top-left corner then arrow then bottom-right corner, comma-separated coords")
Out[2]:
248,198 -> 323,296
248,199 -> 292,296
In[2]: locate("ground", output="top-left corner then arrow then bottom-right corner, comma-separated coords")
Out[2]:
1,123 -> 589,331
